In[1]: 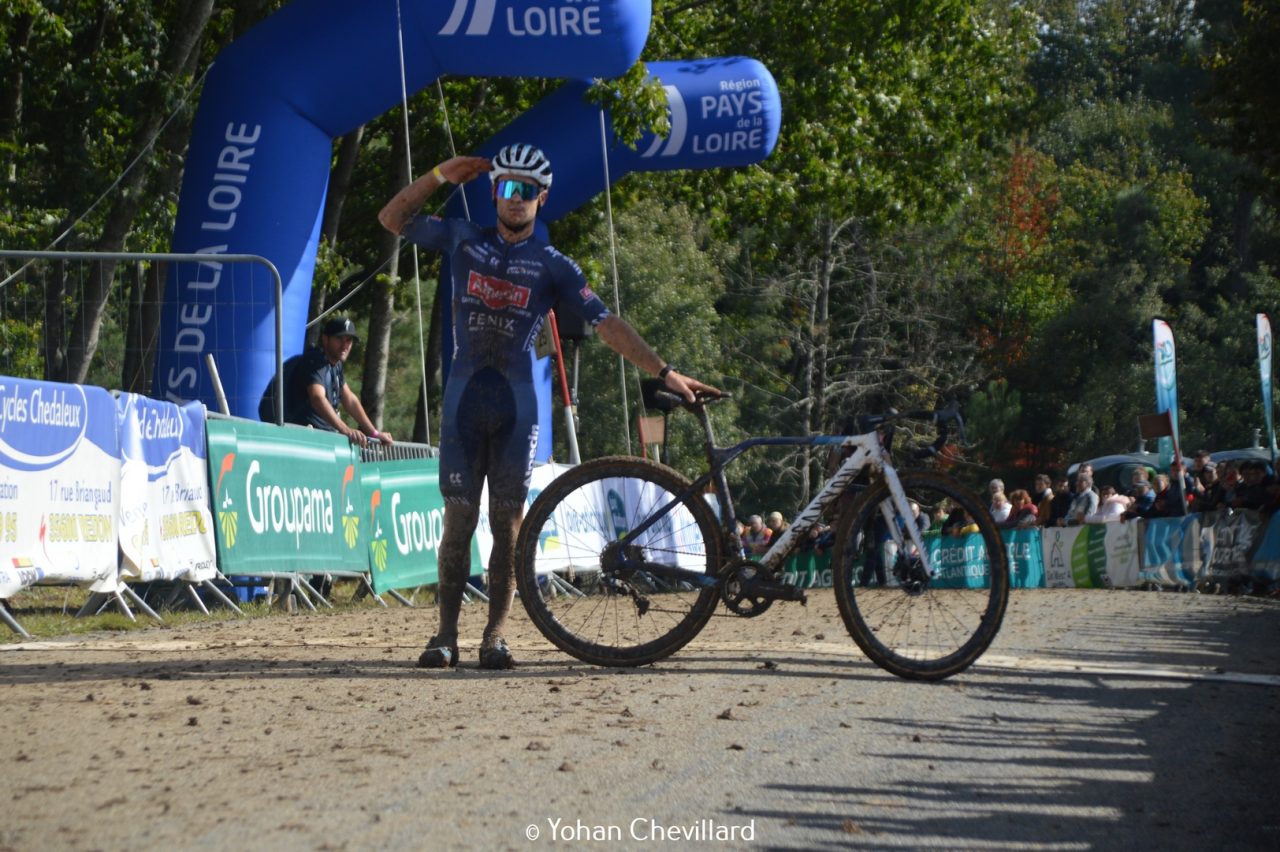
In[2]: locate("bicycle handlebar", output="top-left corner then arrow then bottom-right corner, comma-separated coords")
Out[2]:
911,402 -> 967,459
642,377 -> 964,455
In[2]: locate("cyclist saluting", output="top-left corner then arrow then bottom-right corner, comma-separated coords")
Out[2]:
379,143 -> 720,669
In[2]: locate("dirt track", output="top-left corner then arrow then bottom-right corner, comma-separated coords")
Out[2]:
2,589 -> 1279,851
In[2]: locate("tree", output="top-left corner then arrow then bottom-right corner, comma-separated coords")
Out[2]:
1197,0 -> 1280,189
569,196 -> 731,472
0,0 -> 282,386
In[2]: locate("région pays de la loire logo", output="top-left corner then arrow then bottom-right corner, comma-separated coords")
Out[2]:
438,0 -> 604,38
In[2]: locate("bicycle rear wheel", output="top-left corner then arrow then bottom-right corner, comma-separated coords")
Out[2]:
832,470 -> 1009,680
514,457 -> 722,667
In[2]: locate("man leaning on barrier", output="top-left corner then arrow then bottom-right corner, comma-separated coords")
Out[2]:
282,317 -> 393,448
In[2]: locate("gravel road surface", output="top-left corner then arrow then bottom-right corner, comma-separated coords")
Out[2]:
2,589 -> 1277,851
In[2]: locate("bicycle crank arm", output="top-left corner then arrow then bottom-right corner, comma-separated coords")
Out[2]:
739,576 -> 808,604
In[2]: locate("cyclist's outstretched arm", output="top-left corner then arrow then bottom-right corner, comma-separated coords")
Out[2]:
595,315 -> 721,402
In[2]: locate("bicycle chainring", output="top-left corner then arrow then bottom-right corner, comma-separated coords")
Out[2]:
720,558 -> 776,618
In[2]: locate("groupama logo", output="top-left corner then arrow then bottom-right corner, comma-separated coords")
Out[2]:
340,465 -> 359,550
216,453 -> 239,548
438,0 -> 605,37
369,489 -> 387,572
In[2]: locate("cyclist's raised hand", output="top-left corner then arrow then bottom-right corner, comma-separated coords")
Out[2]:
438,155 -> 492,185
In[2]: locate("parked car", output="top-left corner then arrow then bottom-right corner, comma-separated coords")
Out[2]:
1210,446 -> 1276,474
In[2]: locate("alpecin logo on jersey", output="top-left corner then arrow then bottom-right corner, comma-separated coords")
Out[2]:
467,270 -> 531,310
579,285 -> 597,301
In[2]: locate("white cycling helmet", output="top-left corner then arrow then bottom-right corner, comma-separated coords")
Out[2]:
490,143 -> 553,190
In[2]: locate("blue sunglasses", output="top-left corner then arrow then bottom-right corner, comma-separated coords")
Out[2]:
496,178 -> 541,201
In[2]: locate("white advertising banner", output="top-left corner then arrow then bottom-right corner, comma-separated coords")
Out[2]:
117,394 -> 217,583
478,463 -> 709,577
0,377 -> 120,598
1100,520 -> 1143,588
1040,525 -> 1083,588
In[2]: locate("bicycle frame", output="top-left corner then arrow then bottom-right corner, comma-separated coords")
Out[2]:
613,404 -> 935,588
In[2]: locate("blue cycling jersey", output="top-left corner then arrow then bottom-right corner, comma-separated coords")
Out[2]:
403,216 -> 611,384
403,215 -> 610,506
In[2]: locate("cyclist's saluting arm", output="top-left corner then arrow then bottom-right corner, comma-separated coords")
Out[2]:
377,155 -> 492,234
594,315 -> 721,403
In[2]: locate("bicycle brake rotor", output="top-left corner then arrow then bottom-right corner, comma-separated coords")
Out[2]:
720,558 -> 775,618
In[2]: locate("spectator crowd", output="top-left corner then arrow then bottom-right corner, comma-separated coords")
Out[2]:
735,449 -> 1280,565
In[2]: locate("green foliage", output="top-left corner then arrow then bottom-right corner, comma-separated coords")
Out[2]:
5,0 -> 1280,500
1196,0 -> 1280,187
566,196 -> 733,477
586,61 -> 670,149
966,379 -> 1024,466
649,0 -> 1037,243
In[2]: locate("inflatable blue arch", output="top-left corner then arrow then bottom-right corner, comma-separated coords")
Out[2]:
157,0 -> 780,453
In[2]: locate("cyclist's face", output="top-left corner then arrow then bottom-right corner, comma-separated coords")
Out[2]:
493,176 -> 545,231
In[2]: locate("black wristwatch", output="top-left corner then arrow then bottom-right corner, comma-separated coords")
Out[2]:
657,364 -> 678,380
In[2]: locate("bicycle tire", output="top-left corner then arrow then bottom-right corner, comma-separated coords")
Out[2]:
831,470 -> 1010,680
514,456 -> 723,667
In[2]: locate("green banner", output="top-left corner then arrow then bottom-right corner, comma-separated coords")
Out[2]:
1044,524 -> 1112,588
206,419 -> 366,575
363,457 -> 478,594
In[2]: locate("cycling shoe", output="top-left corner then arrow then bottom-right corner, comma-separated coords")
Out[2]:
416,635 -> 459,669
478,634 -> 515,670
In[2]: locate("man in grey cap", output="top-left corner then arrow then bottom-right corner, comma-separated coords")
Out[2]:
283,317 -> 392,447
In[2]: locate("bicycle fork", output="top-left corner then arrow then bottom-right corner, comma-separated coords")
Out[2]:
877,466 -> 936,592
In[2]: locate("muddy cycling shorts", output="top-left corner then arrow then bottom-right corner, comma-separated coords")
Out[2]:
438,367 -> 539,509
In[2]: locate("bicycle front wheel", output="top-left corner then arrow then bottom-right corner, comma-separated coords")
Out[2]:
832,470 -> 1009,680
514,457 -> 723,667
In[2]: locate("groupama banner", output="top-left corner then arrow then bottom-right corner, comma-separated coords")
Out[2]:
205,418 -> 366,576
363,457 -> 479,593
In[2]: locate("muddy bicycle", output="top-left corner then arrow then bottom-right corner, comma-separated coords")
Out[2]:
514,383 -> 1009,680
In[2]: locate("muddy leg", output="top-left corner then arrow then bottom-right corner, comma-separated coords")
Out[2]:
483,500 -> 523,639
435,501 -> 480,645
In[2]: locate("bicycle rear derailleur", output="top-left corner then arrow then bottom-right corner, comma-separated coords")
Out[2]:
721,558 -> 807,617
